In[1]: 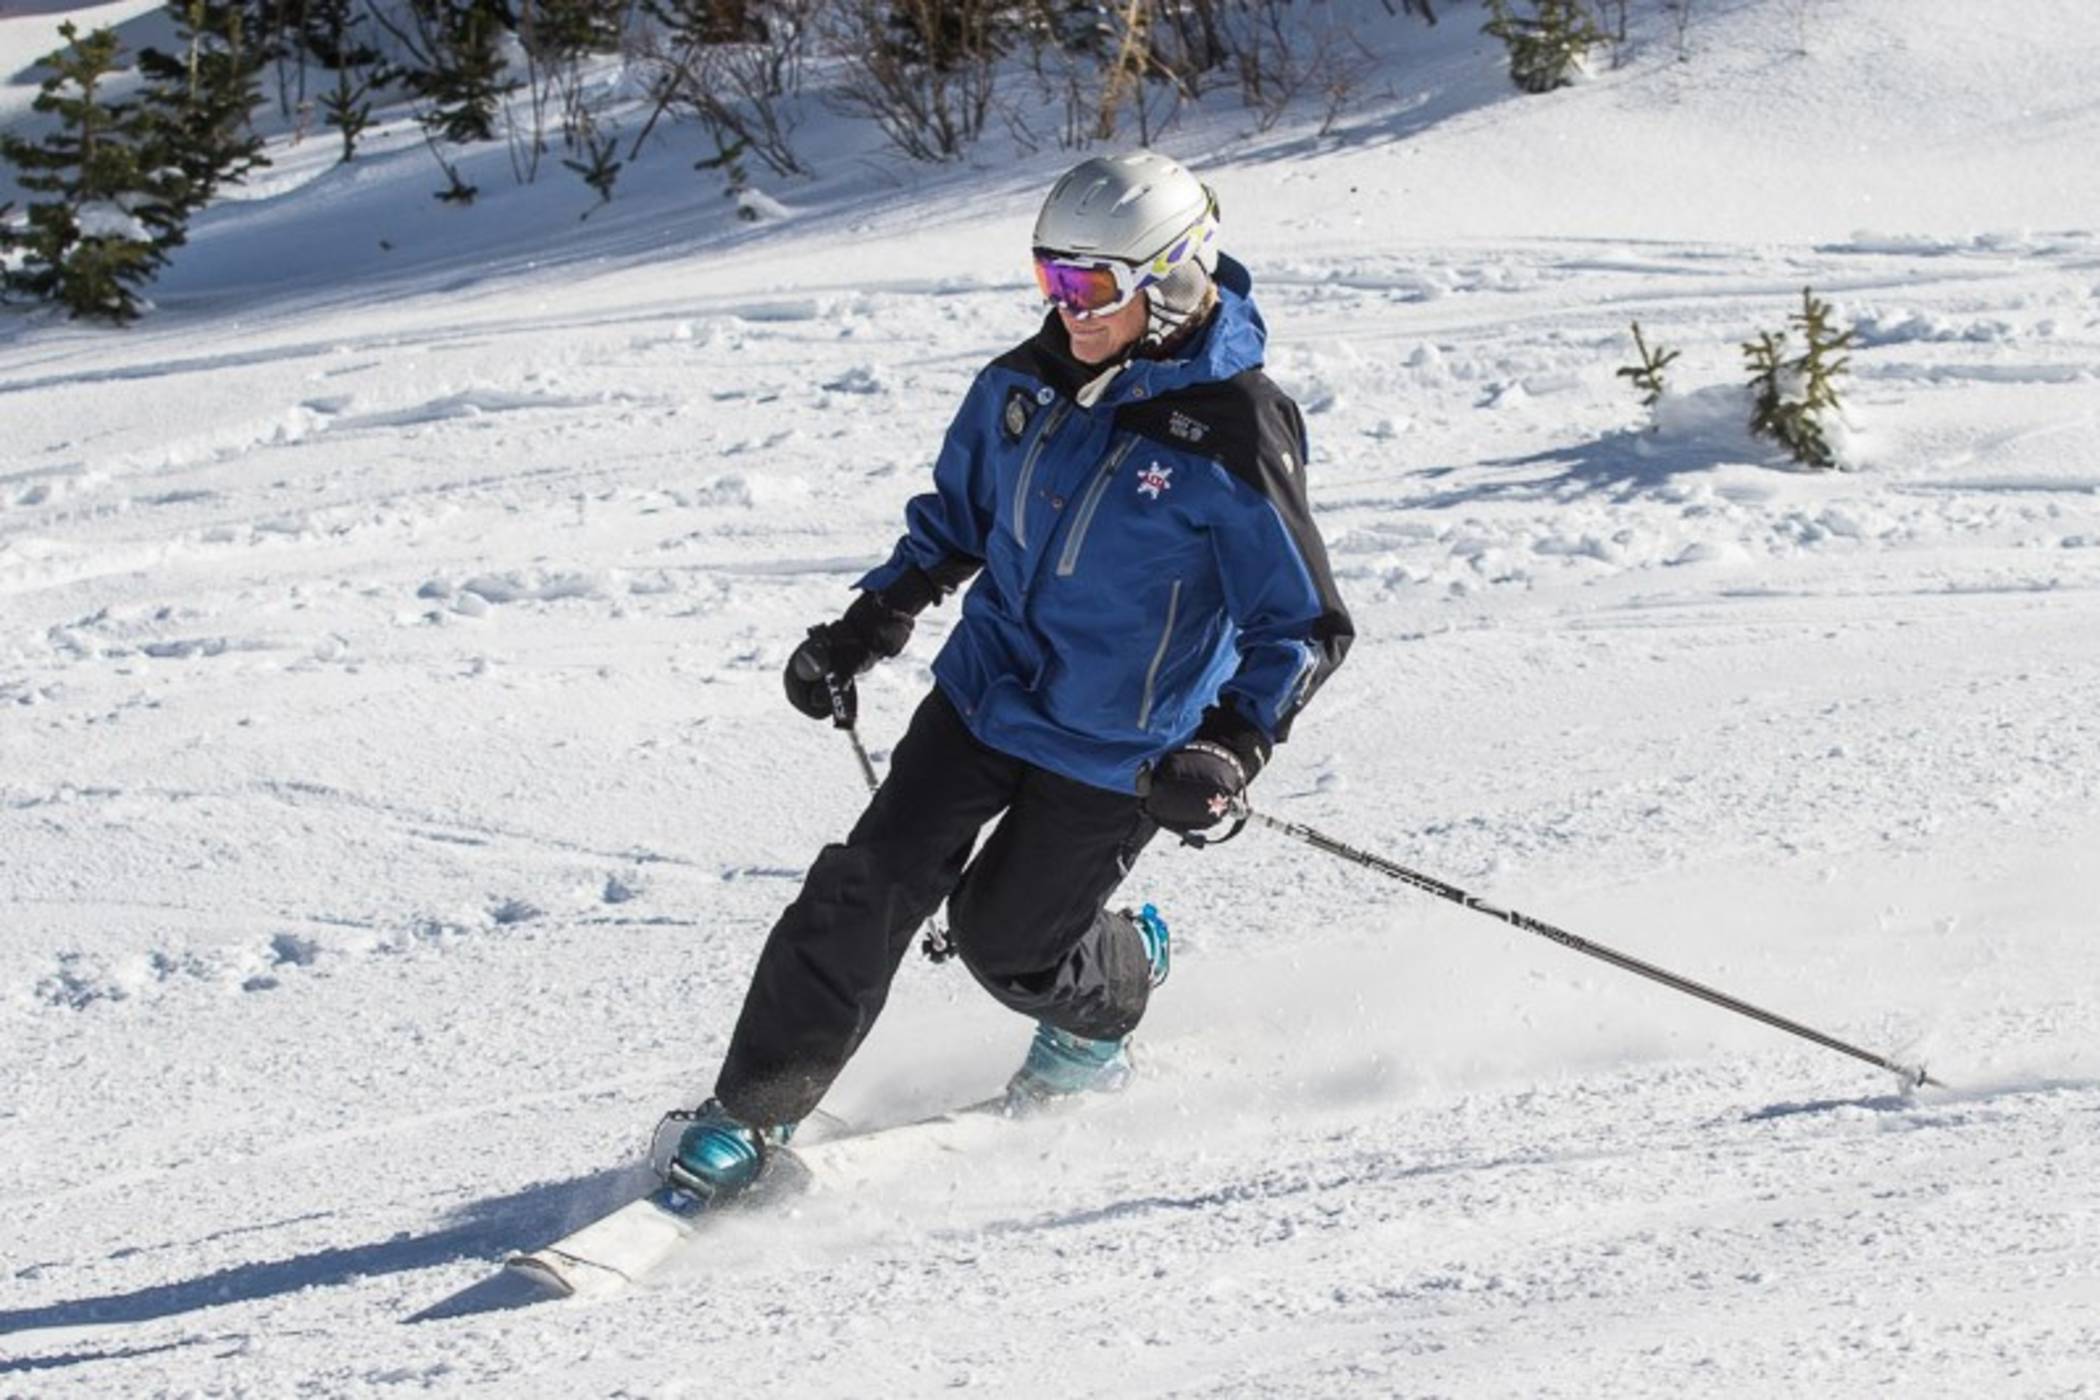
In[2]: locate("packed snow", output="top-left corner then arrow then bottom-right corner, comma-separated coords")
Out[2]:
4,0 -> 2100,1394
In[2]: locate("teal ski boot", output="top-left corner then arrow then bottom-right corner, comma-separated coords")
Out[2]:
651,1099 -> 795,1204
1006,904 -> 1170,1107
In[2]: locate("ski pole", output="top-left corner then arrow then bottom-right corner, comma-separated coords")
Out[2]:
812,670 -> 954,963
825,679 -> 882,791
1235,805 -> 1944,1091
802,667 -> 877,797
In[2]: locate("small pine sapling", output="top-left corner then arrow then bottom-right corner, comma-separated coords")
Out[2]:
1741,328 -> 1794,451
1481,0 -> 1606,94
697,134 -> 759,222
319,68 -> 377,165
1742,287 -> 1858,470
1617,320 -> 1679,412
306,0 -> 386,165
565,127 -> 624,213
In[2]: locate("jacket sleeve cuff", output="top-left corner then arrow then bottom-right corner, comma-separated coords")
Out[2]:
866,558 -> 981,616
1195,703 -> 1273,781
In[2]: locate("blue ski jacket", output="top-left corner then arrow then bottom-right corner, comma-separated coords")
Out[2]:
856,255 -> 1353,794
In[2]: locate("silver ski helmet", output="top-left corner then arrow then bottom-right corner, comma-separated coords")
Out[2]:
1032,152 -> 1221,346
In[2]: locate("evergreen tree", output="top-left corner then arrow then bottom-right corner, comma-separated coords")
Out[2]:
138,0 -> 271,209
403,0 -> 517,145
305,0 -> 387,163
1482,0 -> 1604,94
1743,287 -> 1857,470
0,202 -> 18,301
529,0 -> 625,57
1617,321 -> 1680,411
296,0 -> 353,65
0,23 -> 188,323
320,67 -> 378,165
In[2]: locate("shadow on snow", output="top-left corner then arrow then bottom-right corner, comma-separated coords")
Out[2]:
1743,1076 -> 2100,1123
0,1166 -> 640,1339
0,1338 -> 215,1377
1404,426 -> 1770,510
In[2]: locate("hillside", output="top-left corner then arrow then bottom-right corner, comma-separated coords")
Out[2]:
4,1 -> 2099,1394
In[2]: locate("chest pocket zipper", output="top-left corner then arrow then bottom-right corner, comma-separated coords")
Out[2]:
1136,579 -> 1183,731
1012,400 -> 1071,547
1055,435 -> 1140,577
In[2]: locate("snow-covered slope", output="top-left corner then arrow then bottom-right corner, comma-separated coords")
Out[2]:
5,1 -> 2100,1394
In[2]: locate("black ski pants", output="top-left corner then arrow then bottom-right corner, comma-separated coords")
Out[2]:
715,688 -> 1160,1127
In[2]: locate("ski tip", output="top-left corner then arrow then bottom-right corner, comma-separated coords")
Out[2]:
506,1254 -> 581,1299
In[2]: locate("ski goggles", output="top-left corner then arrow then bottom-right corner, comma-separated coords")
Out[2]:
1032,199 -> 1220,319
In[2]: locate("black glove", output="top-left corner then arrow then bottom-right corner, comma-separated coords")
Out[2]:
782,585 -> 922,723
1143,705 -> 1272,834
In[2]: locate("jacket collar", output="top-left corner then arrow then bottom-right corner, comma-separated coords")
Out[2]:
1033,254 -> 1267,409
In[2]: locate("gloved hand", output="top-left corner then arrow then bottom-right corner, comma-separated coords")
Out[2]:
783,590 -> 918,723
1143,706 -> 1272,834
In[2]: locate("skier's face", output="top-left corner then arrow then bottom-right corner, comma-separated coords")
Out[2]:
1060,295 -> 1147,365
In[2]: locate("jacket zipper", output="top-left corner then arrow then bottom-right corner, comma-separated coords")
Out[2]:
1012,400 -> 1071,547
1135,579 -> 1183,731
1054,435 -> 1139,577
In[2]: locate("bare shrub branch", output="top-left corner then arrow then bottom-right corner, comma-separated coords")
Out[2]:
824,0 -> 1005,161
636,0 -> 816,175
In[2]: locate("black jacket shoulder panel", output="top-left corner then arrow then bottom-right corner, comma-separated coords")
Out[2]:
1113,368 -> 1302,488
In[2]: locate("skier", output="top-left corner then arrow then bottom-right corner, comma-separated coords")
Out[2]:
661,151 -> 1353,1201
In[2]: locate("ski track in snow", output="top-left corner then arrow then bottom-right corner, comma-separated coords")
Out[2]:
6,227 -> 2100,1393
7,1 -> 2100,1393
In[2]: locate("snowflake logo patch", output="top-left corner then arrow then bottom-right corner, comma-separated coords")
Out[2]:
1136,461 -> 1174,500
1207,793 -> 1234,819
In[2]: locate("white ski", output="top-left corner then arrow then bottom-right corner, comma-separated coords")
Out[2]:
411,1096 -> 1008,1321
507,1172 -> 764,1301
